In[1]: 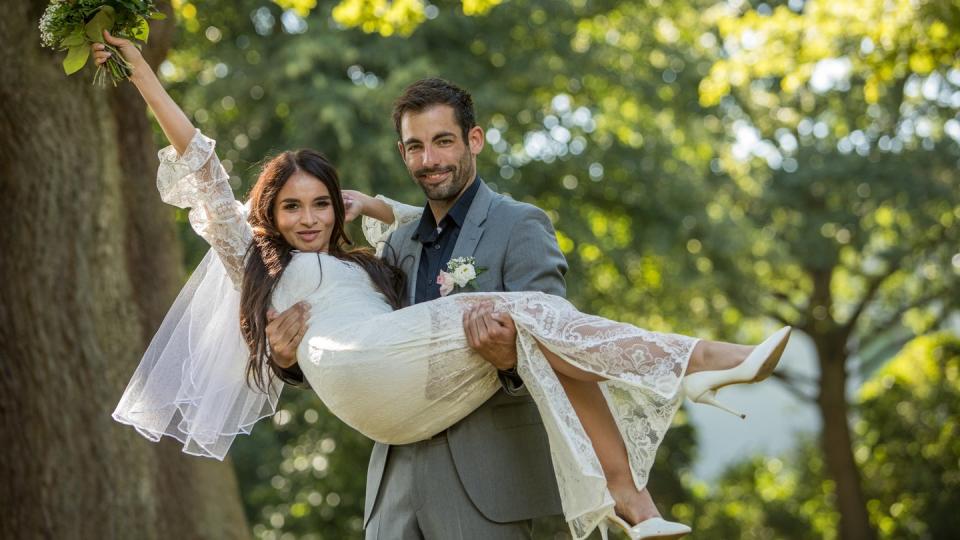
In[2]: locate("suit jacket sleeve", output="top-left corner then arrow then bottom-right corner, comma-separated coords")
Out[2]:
498,205 -> 568,394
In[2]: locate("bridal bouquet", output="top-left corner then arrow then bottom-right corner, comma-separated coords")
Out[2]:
39,0 -> 165,86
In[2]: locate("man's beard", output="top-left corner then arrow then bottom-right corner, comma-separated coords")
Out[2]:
413,150 -> 474,203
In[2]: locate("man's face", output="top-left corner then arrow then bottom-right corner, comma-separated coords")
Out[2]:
398,105 -> 484,203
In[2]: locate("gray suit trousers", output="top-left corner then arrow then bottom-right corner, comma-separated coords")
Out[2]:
364,432 -> 532,540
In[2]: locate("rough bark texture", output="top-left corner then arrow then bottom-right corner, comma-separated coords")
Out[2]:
0,2 -> 251,538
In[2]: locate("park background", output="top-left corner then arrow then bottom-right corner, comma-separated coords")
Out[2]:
2,0 -> 959,538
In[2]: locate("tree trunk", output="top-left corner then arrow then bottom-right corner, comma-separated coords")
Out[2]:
0,2 -> 251,538
816,343 -> 876,540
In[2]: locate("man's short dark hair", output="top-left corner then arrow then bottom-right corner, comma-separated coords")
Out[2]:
392,78 -> 477,140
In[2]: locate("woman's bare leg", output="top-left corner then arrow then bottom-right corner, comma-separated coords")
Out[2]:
538,342 -> 661,524
534,335 -> 757,523
685,340 -> 753,375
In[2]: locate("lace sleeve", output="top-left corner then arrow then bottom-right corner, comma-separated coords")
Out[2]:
360,195 -> 423,256
157,130 -> 250,287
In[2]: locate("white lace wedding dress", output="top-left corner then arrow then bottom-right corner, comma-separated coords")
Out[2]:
120,130 -> 698,539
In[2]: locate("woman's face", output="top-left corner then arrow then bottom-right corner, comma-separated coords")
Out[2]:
274,171 -> 336,252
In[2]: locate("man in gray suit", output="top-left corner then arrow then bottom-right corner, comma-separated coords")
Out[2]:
269,78 -> 568,538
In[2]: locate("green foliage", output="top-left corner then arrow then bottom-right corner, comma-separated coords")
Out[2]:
63,41 -> 91,75
691,0 -> 960,348
84,6 -> 115,41
232,389 -> 374,538
322,0 -> 506,36
700,0 -> 960,107
330,0 -> 426,36
685,441 -> 839,539
856,332 -> 960,538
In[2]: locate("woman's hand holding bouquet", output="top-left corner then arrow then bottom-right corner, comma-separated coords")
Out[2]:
40,0 -> 164,86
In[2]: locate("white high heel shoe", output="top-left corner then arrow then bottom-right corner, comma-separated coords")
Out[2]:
682,326 -> 792,418
598,515 -> 692,539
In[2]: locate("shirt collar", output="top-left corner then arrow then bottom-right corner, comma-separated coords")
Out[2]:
413,176 -> 482,242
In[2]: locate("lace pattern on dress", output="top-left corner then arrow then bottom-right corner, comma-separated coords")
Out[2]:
157,129 -> 251,288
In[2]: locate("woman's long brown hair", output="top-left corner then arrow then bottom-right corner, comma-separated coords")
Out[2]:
240,149 -> 406,393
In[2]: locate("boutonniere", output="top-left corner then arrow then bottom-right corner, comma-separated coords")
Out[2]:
437,257 -> 487,297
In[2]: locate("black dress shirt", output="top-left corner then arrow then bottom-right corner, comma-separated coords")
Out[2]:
413,177 -> 481,303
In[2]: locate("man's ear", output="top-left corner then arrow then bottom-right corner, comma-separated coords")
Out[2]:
397,140 -> 406,160
468,125 -> 485,155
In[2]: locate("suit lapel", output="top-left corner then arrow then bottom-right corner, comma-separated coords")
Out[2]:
451,180 -> 494,261
393,225 -> 422,306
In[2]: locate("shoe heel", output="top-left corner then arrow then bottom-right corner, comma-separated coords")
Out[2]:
696,390 -> 746,419
599,520 -> 609,540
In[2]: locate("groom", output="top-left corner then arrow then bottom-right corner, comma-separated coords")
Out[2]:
271,78 -> 568,538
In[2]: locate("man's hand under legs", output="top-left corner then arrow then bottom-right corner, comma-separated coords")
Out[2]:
463,302 -> 518,371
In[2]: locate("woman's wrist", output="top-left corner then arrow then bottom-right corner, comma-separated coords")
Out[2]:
357,192 -> 377,216
128,59 -> 153,85
364,195 -> 396,224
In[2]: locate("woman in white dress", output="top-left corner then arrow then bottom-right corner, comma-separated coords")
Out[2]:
101,35 -> 790,540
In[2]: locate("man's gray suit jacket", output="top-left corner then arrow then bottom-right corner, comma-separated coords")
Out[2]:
363,179 -> 568,526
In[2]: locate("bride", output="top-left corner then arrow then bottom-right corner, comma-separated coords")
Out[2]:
102,33 -> 791,540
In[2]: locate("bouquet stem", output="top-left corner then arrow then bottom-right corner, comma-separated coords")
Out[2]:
93,43 -> 134,87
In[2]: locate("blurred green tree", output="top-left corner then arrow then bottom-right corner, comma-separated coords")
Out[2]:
856,332 -> 960,538
231,390 -> 374,538
693,1 -> 960,537
686,441 -> 838,540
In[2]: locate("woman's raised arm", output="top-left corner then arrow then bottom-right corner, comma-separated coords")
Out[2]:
93,30 -> 194,155
94,30 -> 250,288
342,190 -> 397,225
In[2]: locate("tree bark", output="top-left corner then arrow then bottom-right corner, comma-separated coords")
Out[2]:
0,1 -> 250,538
816,342 -> 876,540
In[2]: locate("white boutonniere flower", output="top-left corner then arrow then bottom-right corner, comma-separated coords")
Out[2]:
437,257 -> 486,297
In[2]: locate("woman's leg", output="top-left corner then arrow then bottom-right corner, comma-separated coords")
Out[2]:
538,342 -> 662,524
537,339 -> 756,524
685,340 -> 753,375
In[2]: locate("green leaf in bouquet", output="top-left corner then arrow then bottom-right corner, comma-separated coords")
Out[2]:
84,6 -> 116,42
133,17 -> 149,41
150,12 -> 167,20
60,30 -> 86,49
63,45 -> 90,75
